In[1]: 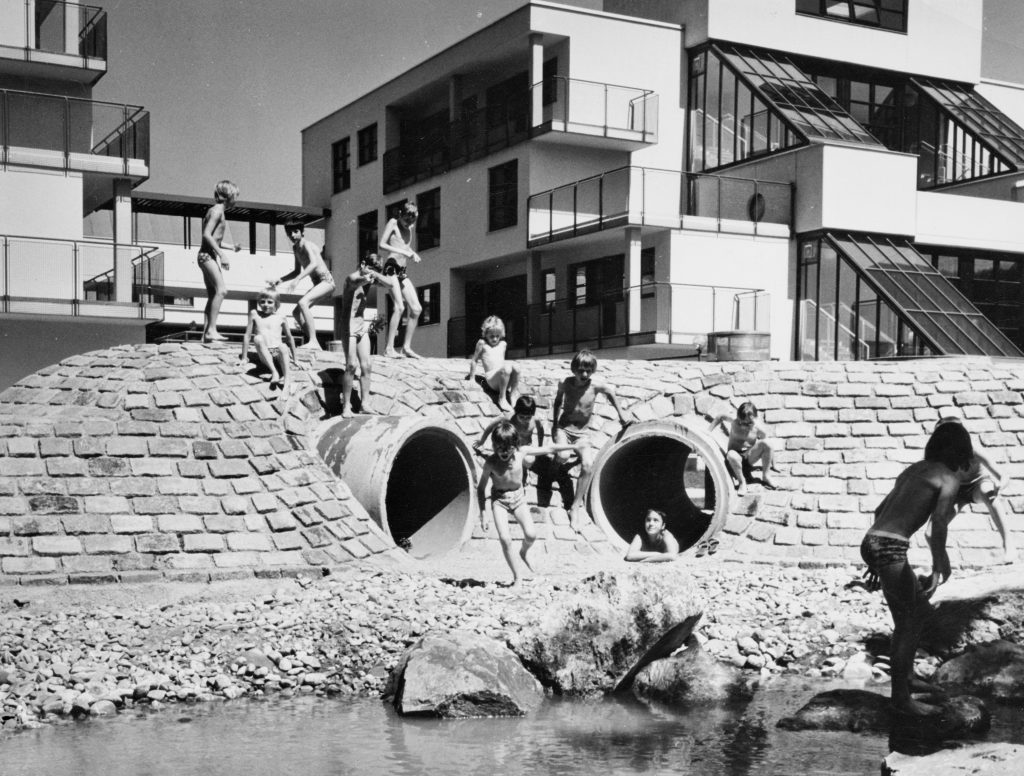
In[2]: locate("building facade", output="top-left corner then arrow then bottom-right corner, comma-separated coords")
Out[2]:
302,0 -> 1024,362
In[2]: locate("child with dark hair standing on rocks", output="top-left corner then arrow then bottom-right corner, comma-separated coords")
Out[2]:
709,401 -> 775,495
861,421 -> 973,716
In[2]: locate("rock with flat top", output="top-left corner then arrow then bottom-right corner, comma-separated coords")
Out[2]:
932,640 -> 1024,699
883,743 -> 1024,775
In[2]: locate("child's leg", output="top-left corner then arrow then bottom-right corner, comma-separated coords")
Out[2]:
555,460 -> 576,511
274,349 -> 290,389
568,446 -> 595,530
341,336 -> 357,417
507,364 -> 520,406
296,281 -> 333,348
725,449 -> 747,495
356,334 -> 373,412
382,277 -> 404,357
491,502 -> 521,585
199,259 -> 227,340
532,455 -> 554,508
253,335 -> 279,381
981,489 -> 1015,560
486,365 -> 514,411
748,440 -> 775,486
399,278 -> 422,358
512,501 -> 537,574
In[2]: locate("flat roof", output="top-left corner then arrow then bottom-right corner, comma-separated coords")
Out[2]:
98,191 -> 328,224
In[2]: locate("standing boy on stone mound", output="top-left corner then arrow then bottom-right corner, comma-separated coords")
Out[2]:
198,180 -> 242,343
551,349 -> 633,532
861,421 -> 972,717
337,252 -> 388,418
709,401 -> 775,495
272,220 -> 335,350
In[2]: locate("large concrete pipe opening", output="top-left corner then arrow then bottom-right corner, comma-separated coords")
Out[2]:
314,416 -> 477,559
587,419 -> 732,552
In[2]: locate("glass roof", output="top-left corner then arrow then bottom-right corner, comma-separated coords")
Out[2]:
912,77 -> 1024,170
826,233 -> 1023,357
713,43 -> 884,147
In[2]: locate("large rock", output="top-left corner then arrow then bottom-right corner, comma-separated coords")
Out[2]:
932,640 -> 1024,699
387,631 -> 543,718
632,636 -> 753,705
777,689 -> 990,738
883,743 -> 1024,775
510,570 -> 700,696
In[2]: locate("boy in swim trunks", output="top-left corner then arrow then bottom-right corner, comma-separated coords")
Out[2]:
337,253 -> 388,418
272,220 -> 335,350
709,401 -> 775,495
861,421 -> 972,716
477,420 -> 581,587
552,349 -> 633,532
378,200 -> 423,358
240,288 -> 296,390
466,315 -> 520,411
199,180 -> 242,343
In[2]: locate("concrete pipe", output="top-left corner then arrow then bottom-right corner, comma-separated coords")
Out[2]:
314,415 -> 477,559
587,418 -> 732,552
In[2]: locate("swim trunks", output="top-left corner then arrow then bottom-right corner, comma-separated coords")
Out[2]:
860,530 -> 910,572
492,487 -> 526,512
312,266 -> 335,286
557,425 -> 590,447
346,318 -> 369,341
383,257 -> 408,283
197,251 -> 216,266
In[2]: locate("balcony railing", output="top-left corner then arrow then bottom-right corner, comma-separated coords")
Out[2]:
382,77 -> 657,194
0,88 -> 149,175
1,234 -> 163,320
0,1 -> 107,62
446,282 -> 769,358
528,167 -> 793,246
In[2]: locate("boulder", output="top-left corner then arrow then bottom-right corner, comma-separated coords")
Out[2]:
510,570 -> 700,696
89,700 -> 117,716
883,743 -> 1024,775
387,630 -> 543,718
777,689 -> 990,738
932,640 -> 1024,699
632,637 -> 753,705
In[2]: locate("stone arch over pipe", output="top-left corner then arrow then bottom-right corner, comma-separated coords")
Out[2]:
313,415 -> 478,559
586,418 -> 732,552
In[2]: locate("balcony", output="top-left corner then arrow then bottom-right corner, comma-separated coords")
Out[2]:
0,88 -> 149,180
0,1 -> 107,83
447,281 -> 769,358
382,78 -> 657,194
527,167 -> 793,247
1,233 -> 164,320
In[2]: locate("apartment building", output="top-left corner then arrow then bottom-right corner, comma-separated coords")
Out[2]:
302,0 -> 1024,362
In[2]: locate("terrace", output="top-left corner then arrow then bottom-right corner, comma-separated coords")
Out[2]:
0,1 -> 107,83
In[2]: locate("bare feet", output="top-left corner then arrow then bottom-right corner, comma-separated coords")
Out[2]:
498,399 -> 513,412
400,347 -> 422,359
519,547 -> 536,574
506,578 -> 521,589
568,505 -> 585,533
736,484 -> 748,497
202,332 -> 228,343
384,348 -> 401,358
299,340 -> 321,350
893,697 -> 943,716
340,407 -> 354,419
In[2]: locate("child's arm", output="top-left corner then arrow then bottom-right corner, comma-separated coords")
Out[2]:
474,419 -> 499,453
466,340 -> 485,380
476,465 -> 493,530
552,381 -> 565,427
924,477 -> 959,593
708,414 -> 728,434
598,380 -> 632,427
522,442 -> 580,458
240,312 -> 255,361
288,244 -> 325,289
535,419 -> 546,447
276,255 -> 301,286
975,450 -> 1009,494
624,533 -> 680,563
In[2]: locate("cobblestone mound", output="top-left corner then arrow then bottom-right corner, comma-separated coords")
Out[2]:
2,344 -> 1023,585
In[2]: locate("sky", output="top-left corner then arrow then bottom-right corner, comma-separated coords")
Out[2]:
92,0 -> 1024,206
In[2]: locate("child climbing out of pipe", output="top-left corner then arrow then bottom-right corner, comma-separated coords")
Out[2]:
552,349 -> 633,532
240,288 -> 296,390
709,401 -> 776,495
477,420 -> 581,587
336,252 -> 389,418
466,315 -> 520,412
474,396 -> 577,510
624,509 -> 680,563
933,417 -> 1015,563
860,420 -> 971,716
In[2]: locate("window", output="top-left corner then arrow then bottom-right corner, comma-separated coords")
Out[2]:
488,160 -> 518,231
543,57 -> 558,106
357,210 -> 378,259
357,123 -> 378,166
641,248 -> 655,298
796,1 -> 907,32
418,282 -> 441,326
416,188 -> 441,250
542,269 -> 556,309
331,137 -> 350,193
568,255 -> 624,308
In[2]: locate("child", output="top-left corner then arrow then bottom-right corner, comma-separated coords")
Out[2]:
379,200 -> 423,359
935,417 -> 1014,562
337,253 -> 388,418
477,420 -> 580,587
709,401 -> 775,495
624,509 -> 680,563
466,316 -> 520,411
474,396 -> 576,510
240,289 -> 296,390
272,220 -> 335,350
861,421 -> 972,716
552,349 -> 633,531
199,180 -> 242,342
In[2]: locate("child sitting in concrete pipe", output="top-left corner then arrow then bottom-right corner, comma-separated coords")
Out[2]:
624,509 -> 680,563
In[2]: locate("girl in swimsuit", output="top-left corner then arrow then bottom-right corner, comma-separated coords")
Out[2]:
378,200 -> 423,358
624,509 -> 679,562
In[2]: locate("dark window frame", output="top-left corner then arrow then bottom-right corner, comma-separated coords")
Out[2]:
357,123 -> 378,166
795,0 -> 908,34
416,188 -> 441,251
357,210 -> 378,260
488,160 -> 518,231
418,282 -> 441,327
331,137 -> 351,193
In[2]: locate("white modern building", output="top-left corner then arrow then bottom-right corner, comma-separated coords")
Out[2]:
302,0 -> 1024,362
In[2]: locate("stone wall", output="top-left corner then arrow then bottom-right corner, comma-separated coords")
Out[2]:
2,343 -> 1022,585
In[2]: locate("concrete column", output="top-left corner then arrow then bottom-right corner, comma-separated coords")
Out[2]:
526,250 -> 543,306
25,1 -> 37,49
529,33 -> 544,128
625,227 -> 642,333
111,178 -> 133,303
448,75 -> 462,122
64,1 -> 80,56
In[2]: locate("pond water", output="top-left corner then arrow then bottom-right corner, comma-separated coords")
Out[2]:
4,678 -> 1023,776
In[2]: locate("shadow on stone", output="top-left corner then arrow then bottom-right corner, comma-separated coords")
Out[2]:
933,640 -> 1024,700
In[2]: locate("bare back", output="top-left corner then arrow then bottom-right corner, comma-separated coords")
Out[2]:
872,459 -> 958,538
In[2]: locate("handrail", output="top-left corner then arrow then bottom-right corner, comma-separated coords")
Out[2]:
0,86 -> 144,115
527,164 -> 788,200
540,75 -> 654,96
9,0 -> 108,61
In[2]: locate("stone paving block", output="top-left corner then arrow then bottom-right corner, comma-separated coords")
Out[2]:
183,533 -> 226,552
3,556 -> 60,574
0,538 -> 30,556
204,515 -> 245,533
81,535 -> 133,554
136,533 -> 180,553
212,551 -> 261,568
61,515 -> 112,534
110,515 -> 154,534
13,515 -> 61,535
209,459 -> 252,478
62,555 -> 115,573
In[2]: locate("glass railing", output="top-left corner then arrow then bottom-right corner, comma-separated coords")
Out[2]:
446,282 -> 769,357
527,167 -> 793,245
540,76 -> 657,140
1,1 -> 107,61
0,234 -> 163,319
0,88 -> 149,172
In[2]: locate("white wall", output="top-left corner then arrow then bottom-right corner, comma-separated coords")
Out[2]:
0,0 -> 27,48
915,191 -> 1024,254
0,167 -> 83,239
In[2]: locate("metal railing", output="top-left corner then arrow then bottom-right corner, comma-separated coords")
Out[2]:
447,281 -> 769,357
0,88 -> 150,172
1,234 -> 163,319
382,77 -> 656,193
1,1 -> 107,61
527,167 -> 793,246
